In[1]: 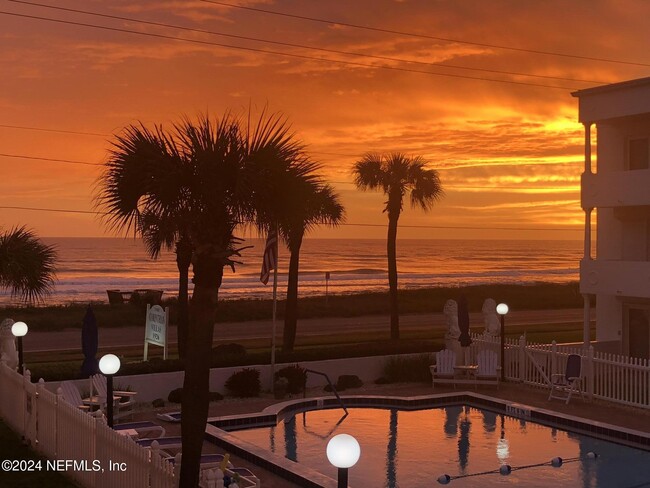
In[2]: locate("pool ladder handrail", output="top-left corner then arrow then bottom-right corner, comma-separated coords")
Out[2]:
303,368 -> 348,415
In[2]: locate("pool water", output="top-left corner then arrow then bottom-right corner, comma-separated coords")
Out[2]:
230,406 -> 650,487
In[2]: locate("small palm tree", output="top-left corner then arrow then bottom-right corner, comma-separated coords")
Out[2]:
281,181 -> 344,352
353,153 -> 443,340
0,227 -> 56,303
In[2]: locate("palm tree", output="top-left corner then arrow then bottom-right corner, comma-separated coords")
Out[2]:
281,182 -> 344,352
96,124 -> 194,359
0,227 -> 56,303
252,153 -> 345,352
353,153 -> 443,340
97,112 -> 302,488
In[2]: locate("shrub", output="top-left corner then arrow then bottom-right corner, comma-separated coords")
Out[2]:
274,364 -> 307,394
382,354 -> 433,383
326,374 -> 363,392
225,368 -> 261,397
168,388 -> 183,403
212,343 -> 247,360
152,398 -> 165,408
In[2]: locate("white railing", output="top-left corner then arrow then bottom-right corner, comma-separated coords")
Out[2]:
0,362 -> 177,488
469,332 -> 650,409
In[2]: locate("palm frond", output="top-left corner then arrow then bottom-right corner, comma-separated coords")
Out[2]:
0,227 -> 57,303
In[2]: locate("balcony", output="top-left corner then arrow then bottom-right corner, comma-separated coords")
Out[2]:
580,258 -> 650,297
582,168 -> 650,208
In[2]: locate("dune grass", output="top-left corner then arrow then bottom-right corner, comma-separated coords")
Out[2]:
3,282 -> 584,332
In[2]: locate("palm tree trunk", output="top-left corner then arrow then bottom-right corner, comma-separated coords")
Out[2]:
283,234 -> 303,353
179,252 -> 221,488
387,212 -> 400,340
176,237 -> 192,360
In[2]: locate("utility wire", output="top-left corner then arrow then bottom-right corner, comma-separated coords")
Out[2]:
0,152 -> 102,166
7,0 -> 604,85
0,205 -> 581,231
201,0 -> 650,68
0,123 -> 110,137
0,10 -> 579,90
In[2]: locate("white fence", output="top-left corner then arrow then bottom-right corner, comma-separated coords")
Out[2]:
0,361 -> 176,488
468,332 -> 650,409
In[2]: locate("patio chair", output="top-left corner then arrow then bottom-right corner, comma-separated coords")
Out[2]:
163,453 -> 233,469
59,381 -> 97,411
548,354 -> 585,404
114,421 -> 165,439
91,374 -> 137,419
430,349 -> 457,388
475,350 -> 499,388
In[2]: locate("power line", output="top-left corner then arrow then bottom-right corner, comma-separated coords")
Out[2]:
0,152 -> 102,166
201,0 -> 650,68
0,123 -> 110,137
7,0 -> 604,85
0,10 -> 578,90
0,205 -> 582,231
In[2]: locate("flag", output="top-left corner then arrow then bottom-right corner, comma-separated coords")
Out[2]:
260,230 -> 278,285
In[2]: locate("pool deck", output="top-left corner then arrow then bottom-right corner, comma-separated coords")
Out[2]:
130,381 -> 650,487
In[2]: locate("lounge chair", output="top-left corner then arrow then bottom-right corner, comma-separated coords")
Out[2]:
163,453 -> 233,469
136,436 -> 183,452
475,350 -> 499,388
91,374 -> 137,419
114,421 -> 165,439
430,349 -> 457,388
548,354 -> 584,404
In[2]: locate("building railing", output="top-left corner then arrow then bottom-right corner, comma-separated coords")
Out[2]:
468,332 -> 650,409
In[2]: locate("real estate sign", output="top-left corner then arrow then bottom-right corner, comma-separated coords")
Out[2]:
143,304 -> 168,360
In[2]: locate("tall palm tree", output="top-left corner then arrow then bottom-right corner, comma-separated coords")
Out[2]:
281,182 -> 344,352
0,227 -> 56,303
252,153 -> 344,352
97,112 -> 302,488
96,123 -> 195,358
353,153 -> 443,340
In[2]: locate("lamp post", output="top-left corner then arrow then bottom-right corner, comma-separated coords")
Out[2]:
99,354 -> 121,428
327,434 -> 361,488
11,321 -> 28,375
496,303 -> 509,382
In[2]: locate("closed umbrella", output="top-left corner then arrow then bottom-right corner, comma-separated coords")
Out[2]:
80,305 -> 99,378
457,294 -> 472,365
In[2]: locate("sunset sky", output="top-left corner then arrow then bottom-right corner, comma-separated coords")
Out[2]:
1,0 -> 649,240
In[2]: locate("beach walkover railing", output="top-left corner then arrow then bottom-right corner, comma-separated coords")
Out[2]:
467,332 -> 650,409
0,361 -> 177,488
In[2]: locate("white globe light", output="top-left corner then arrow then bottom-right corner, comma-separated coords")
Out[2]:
496,303 -> 509,315
11,321 -> 28,337
99,354 -> 121,375
326,434 -> 361,469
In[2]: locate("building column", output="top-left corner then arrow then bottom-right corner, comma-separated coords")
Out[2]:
582,120 -> 593,348
583,293 -> 591,347
584,122 -> 593,174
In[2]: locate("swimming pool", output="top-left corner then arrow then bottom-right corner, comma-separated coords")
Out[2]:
227,405 -> 650,487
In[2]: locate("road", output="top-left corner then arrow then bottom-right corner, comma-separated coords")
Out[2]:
25,308 -> 592,353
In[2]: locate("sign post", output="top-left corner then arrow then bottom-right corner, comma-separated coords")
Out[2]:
143,304 -> 168,360
325,271 -> 330,305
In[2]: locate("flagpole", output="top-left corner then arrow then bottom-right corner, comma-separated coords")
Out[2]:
270,226 -> 279,393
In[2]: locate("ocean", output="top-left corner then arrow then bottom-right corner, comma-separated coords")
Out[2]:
2,238 -> 582,305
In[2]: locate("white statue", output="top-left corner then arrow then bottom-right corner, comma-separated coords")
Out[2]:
0,318 -> 19,370
443,299 -> 462,364
443,299 -> 460,340
482,298 -> 500,337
